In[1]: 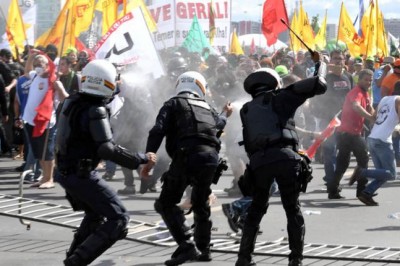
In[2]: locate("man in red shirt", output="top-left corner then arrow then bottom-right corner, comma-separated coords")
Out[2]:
327,69 -> 376,201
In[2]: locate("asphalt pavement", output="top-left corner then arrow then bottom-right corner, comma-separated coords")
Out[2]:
0,154 -> 400,266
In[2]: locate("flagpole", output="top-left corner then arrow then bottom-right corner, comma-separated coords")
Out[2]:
174,0 -> 177,47
375,0 -> 379,57
59,9 -> 70,65
40,8 -> 69,162
337,2 -> 343,46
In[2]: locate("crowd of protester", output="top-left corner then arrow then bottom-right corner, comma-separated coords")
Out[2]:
1,43 -> 400,204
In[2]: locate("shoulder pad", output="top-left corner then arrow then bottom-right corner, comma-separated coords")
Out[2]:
88,106 -> 108,120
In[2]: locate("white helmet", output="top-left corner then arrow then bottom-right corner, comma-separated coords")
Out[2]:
175,71 -> 208,98
80,59 -> 117,98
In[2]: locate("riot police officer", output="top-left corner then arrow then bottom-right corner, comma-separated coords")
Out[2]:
236,53 -> 327,266
55,59 -> 156,266
143,71 -> 232,265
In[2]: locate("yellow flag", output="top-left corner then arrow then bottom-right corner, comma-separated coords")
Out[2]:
298,3 -> 315,50
315,11 -> 327,50
37,0 -> 75,55
229,29 -> 244,55
377,10 -> 388,57
6,0 -> 27,59
361,1 -> 377,57
35,28 -> 51,47
338,2 -> 363,57
125,0 -> 157,33
72,0 -> 95,37
289,12 -> 302,52
376,1 -> 388,57
96,0 -> 118,36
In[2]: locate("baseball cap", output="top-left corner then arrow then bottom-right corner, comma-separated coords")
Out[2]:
354,56 -> 363,66
366,56 -> 374,62
275,65 -> 289,77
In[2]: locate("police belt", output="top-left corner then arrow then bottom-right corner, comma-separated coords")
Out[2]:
58,168 -> 79,176
182,145 -> 217,153
58,161 -> 94,176
265,142 -> 296,150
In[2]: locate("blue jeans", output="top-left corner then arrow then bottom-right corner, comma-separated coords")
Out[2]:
105,160 -> 117,174
392,134 -> 400,161
23,126 -> 41,177
322,133 -> 336,183
364,138 -> 396,195
105,161 -> 135,187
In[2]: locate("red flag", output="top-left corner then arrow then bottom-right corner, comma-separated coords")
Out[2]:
75,37 -> 95,60
33,52 -> 57,137
262,0 -> 289,46
250,37 -> 256,55
306,117 -> 341,159
75,37 -> 88,52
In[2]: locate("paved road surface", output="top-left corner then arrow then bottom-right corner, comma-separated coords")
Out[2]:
0,155 -> 399,265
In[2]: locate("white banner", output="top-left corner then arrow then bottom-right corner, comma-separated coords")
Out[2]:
93,7 -> 164,79
148,0 -> 231,52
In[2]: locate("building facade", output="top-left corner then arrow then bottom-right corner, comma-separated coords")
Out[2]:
385,19 -> 400,39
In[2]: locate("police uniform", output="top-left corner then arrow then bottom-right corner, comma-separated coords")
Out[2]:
145,71 -> 228,265
236,65 -> 327,266
56,60 -> 150,266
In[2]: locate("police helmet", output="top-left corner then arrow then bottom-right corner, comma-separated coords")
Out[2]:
175,71 -> 208,98
167,57 -> 189,78
243,68 -> 282,96
80,59 -> 117,98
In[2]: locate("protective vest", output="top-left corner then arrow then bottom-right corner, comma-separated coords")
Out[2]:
169,95 -> 219,150
56,96 -> 100,169
240,92 -> 298,155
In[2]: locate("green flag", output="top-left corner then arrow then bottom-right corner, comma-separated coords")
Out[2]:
181,15 -> 210,53
388,32 -> 399,57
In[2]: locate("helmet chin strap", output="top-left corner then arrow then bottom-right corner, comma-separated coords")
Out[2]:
252,86 -> 275,97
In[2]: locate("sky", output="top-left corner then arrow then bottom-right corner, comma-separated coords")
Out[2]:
231,0 -> 400,24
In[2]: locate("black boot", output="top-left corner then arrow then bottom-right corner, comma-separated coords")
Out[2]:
288,258 -> 303,266
235,225 -> 259,266
193,218 -> 212,261
66,232 -> 83,258
287,223 -> 305,266
197,247 -> 212,262
165,242 -> 199,266
64,253 -> 85,266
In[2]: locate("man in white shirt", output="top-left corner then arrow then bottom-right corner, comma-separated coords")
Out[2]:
22,50 -> 68,189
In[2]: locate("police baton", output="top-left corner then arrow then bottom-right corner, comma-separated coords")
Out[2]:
280,18 -> 315,57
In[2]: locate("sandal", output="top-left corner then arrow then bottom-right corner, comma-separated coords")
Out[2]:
38,182 -> 55,189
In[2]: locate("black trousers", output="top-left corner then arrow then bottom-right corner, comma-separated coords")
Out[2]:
328,132 -> 368,194
155,150 -> 218,251
242,160 -> 304,261
56,170 -> 130,264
